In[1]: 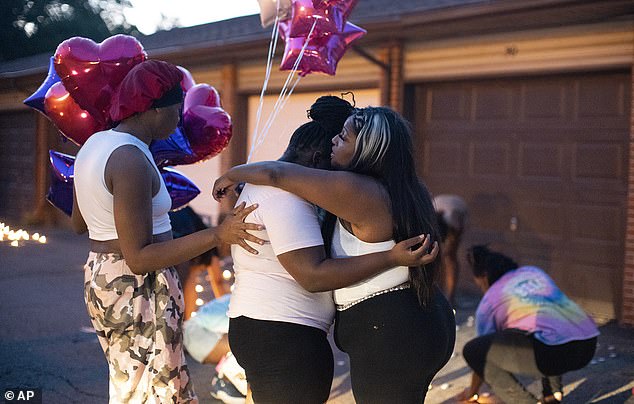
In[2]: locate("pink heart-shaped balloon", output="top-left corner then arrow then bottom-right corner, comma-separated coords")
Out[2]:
184,83 -> 221,111
44,82 -> 107,145
181,84 -> 232,164
54,34 -> 146,126
177,66 -> 196,92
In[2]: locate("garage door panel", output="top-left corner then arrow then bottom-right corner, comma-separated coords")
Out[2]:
469,192 -> 514,232
569,204 -> 623,244
474,85 -> 515,121
518,142 -> 564,180
426,87 -> 470,122
469,142 -> 511,178
576,76 -> 627,119
424,141 -> 462,176
516,201 -> 565,240
523,82 -> 566,120
572,143 -> 624,182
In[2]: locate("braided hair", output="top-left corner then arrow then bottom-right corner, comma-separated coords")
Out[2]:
280,96 -> 355,167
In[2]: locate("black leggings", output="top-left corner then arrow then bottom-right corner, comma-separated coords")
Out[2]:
228,316 -> 333,404
463,329 -> 597,404
334,287 -> 456,404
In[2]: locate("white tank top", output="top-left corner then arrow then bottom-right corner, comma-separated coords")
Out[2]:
74,129 -> 172,241
331,220 -> 409,305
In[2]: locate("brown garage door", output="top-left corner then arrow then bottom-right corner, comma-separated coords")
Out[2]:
0,110 -> 37,222
413,71 -> 630,320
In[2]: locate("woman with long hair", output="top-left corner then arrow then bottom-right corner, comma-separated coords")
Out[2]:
213,105 -> 456,403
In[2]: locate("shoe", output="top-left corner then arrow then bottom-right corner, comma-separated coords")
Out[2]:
541,392 -> 563,403
216,352 -> 248,396
211,372 -> 246,404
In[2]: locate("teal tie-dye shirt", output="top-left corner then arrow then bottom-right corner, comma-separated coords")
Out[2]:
475,266 -> 599,345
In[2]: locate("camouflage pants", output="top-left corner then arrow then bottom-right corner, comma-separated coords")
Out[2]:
83,252 -> 198,403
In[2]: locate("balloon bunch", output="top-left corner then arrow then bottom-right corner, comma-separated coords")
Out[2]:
24,35 -> 233,215
250,0 -> 365,162
258,0 -> 365,76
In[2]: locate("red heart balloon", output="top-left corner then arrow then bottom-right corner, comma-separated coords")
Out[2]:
44,82 -> 107,145
181,84 -> 232,164
54,34 -> 146,126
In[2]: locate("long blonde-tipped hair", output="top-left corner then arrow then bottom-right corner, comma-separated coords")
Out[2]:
337,106 -> 441,306
349,110 -> 392,173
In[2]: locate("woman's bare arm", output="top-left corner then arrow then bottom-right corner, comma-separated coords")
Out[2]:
108,146 -> 264,275
71,186 -> 87,234
213,161 -> 391,229
277,235 -> 439,292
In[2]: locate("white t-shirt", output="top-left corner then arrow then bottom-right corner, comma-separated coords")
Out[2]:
228,184 -> 335,332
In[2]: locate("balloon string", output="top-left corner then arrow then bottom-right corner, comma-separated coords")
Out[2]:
255,73 -> 302,155
248,12 -> 281,162
252,20 -> 317,158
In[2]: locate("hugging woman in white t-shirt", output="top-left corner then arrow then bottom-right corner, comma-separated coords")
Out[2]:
224,97 -> 438,404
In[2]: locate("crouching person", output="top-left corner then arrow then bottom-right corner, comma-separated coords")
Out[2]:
457,245 -> 599,404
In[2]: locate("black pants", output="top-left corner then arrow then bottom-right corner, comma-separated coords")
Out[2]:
463,329 -> 597,404
228,316 -> 334,404
334,287 -> 456,403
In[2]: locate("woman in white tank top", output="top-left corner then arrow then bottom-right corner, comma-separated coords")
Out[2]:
213,106 -> 456,403
73,60 -> 264,404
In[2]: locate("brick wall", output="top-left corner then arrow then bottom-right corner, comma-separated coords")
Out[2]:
0,111 -> 37,223
623,64 -> 634,326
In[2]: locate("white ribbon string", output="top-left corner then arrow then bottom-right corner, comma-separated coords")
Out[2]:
250,19 -> 317,161
248,7 -> 281,162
